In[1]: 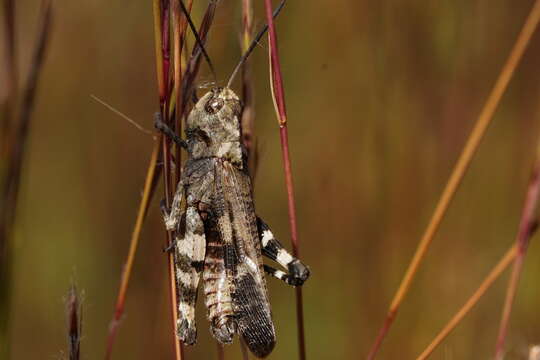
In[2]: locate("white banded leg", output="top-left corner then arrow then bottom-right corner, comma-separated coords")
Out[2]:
175,205 -> 206,345
257,217 -> 310,286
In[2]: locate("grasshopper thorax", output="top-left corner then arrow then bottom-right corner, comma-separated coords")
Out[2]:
186,87 -> 244,167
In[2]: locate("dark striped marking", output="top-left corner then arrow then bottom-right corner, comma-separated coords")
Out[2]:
176,253 -> 195,272
191,260 -> 204,272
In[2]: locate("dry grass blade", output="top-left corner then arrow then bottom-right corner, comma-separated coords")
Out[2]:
367,1 -> 540,357
178,1 -> 217,119
155,1 -> 184,359
153,1 -> 226,359
1,0 -> 53,228
66,285 -> 82,360
240,0 -> 258,181
415,244 -> 518,360
0,1 -> 16,357
241,0 -> 253,64
177,0 -> 215,81
104,140 -> 162,360
227,0 -> 286,90
416,131 -> 540,360
160,2 -> 172,110
494,146 -> 540,359
0,1 -> 52,358
262,1 -> 306,359
153,0 -> 166,103
1,0 -> 17,150
172,0 -> 192,185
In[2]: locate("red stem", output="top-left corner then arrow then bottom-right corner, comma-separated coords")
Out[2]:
366,310 -> 397,360
161,4 -> 171,106
263,1 -> 306,359
1,0 -> 16,148
159,3 -> 182,359
278,127 -> 299,255
494,155 -> 540,359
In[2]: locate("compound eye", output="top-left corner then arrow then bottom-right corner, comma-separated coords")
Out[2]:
205,97 -> 224,114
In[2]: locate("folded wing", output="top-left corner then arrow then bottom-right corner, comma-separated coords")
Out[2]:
216,162 -> 276,358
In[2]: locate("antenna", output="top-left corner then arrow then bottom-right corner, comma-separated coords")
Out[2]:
178,0 -> 217,82
226,0 -> 286,88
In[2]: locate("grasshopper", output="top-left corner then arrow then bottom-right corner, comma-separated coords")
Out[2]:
155,1 -> 309,357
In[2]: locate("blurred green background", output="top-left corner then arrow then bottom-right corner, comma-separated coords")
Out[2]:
3,0 -> 540,359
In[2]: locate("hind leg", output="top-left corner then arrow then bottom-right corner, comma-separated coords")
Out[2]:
263,264 -> 307,286
175,205 -> 206,345
256,217 -> 310,286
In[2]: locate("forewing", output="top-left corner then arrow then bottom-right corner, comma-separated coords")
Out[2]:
218,162 -> 276,358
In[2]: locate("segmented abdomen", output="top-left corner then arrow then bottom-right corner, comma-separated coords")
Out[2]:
203,236 -> 235,343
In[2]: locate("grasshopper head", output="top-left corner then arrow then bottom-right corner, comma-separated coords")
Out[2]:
186,87 -> 244,166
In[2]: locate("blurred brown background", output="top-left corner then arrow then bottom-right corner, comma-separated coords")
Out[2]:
3,0 -> 540,359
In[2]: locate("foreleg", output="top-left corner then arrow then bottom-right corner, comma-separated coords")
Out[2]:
154,112 -> 188,149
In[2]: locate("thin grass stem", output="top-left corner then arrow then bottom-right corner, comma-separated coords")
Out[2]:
415,244 -> 518,360
154,1 -> 183,359
367,1 -> 540,357
494,143 -> 540,360
1,0 -> 16,152
177,0 -> 215,82
1,0 -> 15,140
240,0 -> 258,181
105,140 -> 162,360
0,0 -> 17,355
0,1 -> 52,357
153,0 -> 165,104
262,1 -> 305,359
172,0 -> 192,185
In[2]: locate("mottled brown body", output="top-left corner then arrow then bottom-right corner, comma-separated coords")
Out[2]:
161,87 -> 309,358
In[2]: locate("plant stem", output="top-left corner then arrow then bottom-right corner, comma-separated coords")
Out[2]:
494,144 -> 540,359
262,1 -> 306,359
105,140 -> 161,360
416,245 -> 518,360
367,1 -> 540,357
0,1 -> 52,357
